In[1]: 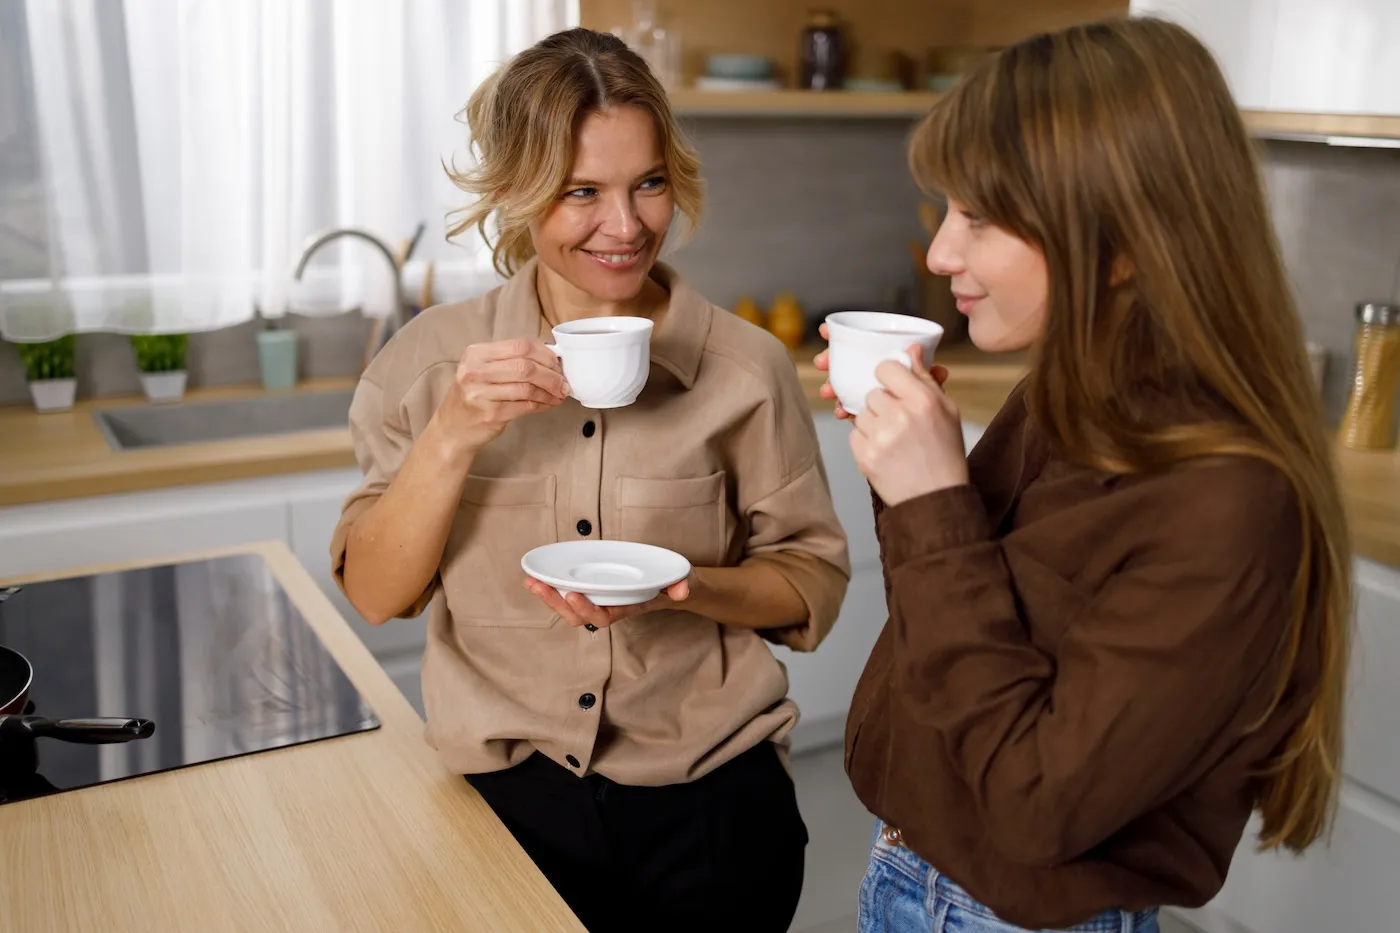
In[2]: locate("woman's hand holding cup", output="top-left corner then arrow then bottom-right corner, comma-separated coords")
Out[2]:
435,339 -> 571,456
814,320 -> 949,419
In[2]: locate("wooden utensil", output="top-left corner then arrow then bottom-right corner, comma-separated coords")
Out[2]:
418,261 -> 435,312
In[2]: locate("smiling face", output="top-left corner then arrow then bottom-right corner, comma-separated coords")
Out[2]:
528,106 -> 674,304
926,199 -> 1050,352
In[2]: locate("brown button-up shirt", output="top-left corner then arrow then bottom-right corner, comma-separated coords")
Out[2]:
846,383 -> 1320,928
332,259 -> 850,785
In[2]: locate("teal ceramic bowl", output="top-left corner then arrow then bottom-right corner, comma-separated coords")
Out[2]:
704,54 -> 773,81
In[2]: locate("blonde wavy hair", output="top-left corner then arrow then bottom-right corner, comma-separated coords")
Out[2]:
910,16 -> 1351,852
447,28 -> 704,278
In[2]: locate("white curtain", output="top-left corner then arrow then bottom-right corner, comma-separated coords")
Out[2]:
0,0 -> 575,341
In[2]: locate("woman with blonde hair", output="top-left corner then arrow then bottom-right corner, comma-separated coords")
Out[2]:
332,28 -> 850,932
819,15 -> 1351,933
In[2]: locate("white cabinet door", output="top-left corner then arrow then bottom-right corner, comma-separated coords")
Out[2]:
284,469 -> 429,660
1342,558 -> 1400,804
1203,784 -> 1400,933
1268,0 -> 1400,116
0,482 -> 288,580
1129,0 -> 1279,110
1185,556 -> 1400,933
779,567 -> 887,749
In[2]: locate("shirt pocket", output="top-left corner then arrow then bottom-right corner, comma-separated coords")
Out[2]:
614,471 -> 729,568
442,473 -> 559,628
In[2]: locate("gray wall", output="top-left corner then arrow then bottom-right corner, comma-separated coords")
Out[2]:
1263,140 -> 1400,419
3,123 -> 1399,424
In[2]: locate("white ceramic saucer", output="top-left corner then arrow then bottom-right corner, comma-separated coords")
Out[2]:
521,540 -> 691,607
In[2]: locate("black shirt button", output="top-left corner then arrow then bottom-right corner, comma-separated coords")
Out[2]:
578,693 -> 596,710
576,519 -> 592,536
582,421 -> 596,438
584,624 -> 598,632
566,754 -> 581,768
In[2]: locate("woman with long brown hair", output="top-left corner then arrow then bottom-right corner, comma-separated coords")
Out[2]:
817,15 -> 1351,933
334,28 -> 849,932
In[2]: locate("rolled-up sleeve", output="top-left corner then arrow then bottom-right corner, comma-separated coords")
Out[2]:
739,358 -> 851,651
329,373 -> 436,619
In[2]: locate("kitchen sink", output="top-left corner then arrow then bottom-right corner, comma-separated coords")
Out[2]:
92,388 -> 355,450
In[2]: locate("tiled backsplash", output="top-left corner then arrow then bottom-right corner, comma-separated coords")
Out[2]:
1261,140 -> 1400,419
0,314 -> 374,406
3,124 -> 1398,424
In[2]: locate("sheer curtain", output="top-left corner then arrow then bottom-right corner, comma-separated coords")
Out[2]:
0,0 -> 575,341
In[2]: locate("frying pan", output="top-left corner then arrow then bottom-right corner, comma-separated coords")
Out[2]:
0,646 -> 155,743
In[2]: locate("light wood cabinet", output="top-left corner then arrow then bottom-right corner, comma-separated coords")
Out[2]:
580,0 -> 1124,91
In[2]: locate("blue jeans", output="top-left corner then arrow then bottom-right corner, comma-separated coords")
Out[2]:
859,821 -> 1160,933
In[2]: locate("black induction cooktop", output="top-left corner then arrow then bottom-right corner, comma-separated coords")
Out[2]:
0,553 -> 379,805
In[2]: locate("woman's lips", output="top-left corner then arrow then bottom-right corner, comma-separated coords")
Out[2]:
954,293 -> 984,315
583,246 -> 645,271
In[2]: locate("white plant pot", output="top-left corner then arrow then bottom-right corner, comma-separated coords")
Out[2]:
29,378 -> 77,413
140,370 -> 187,403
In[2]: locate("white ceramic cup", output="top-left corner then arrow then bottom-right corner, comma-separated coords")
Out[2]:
825,311 -> 945,415
546,316 -> 654,409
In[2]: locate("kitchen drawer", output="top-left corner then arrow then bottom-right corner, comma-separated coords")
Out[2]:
286,480 -> 429,659
1211,783 -> 1400,933
1342,557 -> 1400,804
0,484 -> 288,580
777,566 -> 887,731
381,650 -> 424,717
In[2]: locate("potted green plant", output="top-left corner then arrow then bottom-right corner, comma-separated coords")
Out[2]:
16,335 -> 78,412
130,333 -> 189,403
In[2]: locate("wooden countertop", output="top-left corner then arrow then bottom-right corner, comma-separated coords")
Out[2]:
0,540 -> 584,933
4,346 -> 1399,569
0,377 -> 361,507
0,346 -> 1020,509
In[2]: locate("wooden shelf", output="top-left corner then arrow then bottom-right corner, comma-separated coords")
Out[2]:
670,88 -> 939,118
668,89 -> 1400,141
1242,110 -> 1400,144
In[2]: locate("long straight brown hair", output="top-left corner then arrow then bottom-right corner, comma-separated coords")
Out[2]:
908,16 -> 1351,852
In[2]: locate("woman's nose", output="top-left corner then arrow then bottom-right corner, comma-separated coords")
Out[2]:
602,194 -> 641,241
926,223 -> 963,277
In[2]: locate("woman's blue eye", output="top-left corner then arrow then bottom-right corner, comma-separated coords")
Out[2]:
640,175 -> 667,191
564,187 -> 597,199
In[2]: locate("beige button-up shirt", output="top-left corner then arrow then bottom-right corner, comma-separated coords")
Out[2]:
331,259 -> 850,785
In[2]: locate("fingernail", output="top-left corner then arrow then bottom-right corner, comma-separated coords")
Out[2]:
561,382 -> 572,396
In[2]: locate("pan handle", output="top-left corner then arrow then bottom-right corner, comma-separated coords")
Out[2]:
0,715 -> 155,744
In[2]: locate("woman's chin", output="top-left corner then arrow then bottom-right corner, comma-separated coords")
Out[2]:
573,258 -> 655,302
967,317 -> 1035,354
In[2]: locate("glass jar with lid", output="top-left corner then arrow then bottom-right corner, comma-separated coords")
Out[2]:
1339,302 -> 1400,450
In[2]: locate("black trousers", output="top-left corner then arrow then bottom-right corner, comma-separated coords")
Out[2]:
466,742 -> 807,933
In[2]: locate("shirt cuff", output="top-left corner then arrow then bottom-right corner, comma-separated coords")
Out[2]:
878,484 -> 994,569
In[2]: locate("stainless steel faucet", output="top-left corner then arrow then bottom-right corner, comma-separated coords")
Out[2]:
292,227 -> 407,371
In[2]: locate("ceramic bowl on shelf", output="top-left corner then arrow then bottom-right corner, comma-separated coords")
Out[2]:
704,54 -> 774,81
521,540 -> 691,607
693,75 -> 783,92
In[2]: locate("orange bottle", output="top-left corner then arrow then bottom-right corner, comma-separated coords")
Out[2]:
766,292 -> 806,350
